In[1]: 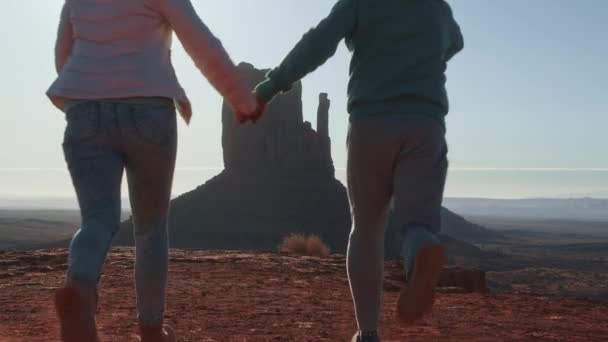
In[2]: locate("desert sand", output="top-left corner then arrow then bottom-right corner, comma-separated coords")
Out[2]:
1,248 -> 607,341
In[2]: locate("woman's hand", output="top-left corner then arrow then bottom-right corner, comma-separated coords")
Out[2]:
236,95 -> 266,124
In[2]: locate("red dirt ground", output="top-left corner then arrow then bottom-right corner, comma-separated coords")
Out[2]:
1,248 -> 607,341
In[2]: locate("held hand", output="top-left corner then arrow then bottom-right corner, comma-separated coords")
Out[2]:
250,96 -> 266,124
236,95 -> 266,124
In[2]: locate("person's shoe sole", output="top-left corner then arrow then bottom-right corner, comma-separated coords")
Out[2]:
396,243 -> 445,325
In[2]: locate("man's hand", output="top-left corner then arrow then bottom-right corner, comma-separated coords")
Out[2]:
236,95 -> 266,124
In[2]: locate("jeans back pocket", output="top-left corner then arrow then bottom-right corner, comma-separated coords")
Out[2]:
130,104 -> 177,146
64,103 -> 100,145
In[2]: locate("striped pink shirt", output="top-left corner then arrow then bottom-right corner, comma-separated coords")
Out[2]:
47,0 -> 257,123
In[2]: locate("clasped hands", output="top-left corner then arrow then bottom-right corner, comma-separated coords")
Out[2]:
236,93 -> 266,124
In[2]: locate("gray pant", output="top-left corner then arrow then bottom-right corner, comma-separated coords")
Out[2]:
346,114 -> 448,331
62,98 -> 177,324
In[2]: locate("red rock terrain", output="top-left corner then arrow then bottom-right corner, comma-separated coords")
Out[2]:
1,249 -> 607,341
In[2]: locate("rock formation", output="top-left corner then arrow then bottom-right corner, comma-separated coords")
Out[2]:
117,63 -> 351,252
221,63 -> 334,179
437,267 -> 488,293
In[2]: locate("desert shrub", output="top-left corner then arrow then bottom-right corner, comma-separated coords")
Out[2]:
305,235 -> 331,258
280,233 -> 309,255
281,234 -> 330,257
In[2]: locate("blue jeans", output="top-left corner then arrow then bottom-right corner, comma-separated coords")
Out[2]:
62,98 -> 177,324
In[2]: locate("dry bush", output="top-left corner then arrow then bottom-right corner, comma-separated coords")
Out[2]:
280,233 -> 309,255
281,234 -> 330,257
305,235 -> 331,257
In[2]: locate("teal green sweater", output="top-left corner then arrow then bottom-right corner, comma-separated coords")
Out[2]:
255,0 -> 463,122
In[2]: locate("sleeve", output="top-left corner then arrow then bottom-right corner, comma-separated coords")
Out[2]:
445,6 -> 464,61
150,0 -> 256,114
446,22 -> 464,61
55,3 -> 74,74
255,0 -> 358,103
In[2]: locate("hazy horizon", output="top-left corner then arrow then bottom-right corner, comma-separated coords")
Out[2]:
1,167 -> 608,211
1,0 -> 607,201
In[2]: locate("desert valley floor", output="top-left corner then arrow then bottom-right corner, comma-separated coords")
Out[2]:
1,248 -> 607,342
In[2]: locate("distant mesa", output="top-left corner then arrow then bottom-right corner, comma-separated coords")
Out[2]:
440,208 -> 505,243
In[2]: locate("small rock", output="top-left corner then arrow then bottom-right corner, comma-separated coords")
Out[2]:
438,267 -> 488,293
39,265 -> 55,272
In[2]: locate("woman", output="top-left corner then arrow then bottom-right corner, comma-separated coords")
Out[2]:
254,0 -> 463,341
48,0 -> 261,341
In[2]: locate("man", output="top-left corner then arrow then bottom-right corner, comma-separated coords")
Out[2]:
253,1 -> 463,340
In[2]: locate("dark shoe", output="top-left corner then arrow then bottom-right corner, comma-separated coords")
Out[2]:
139,321 -> 175,342
396,242 -> 445,325
351,330 -> 380,342
54,286 -> 99,342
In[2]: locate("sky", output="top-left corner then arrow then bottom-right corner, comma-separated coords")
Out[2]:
0,0 -> 607,205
